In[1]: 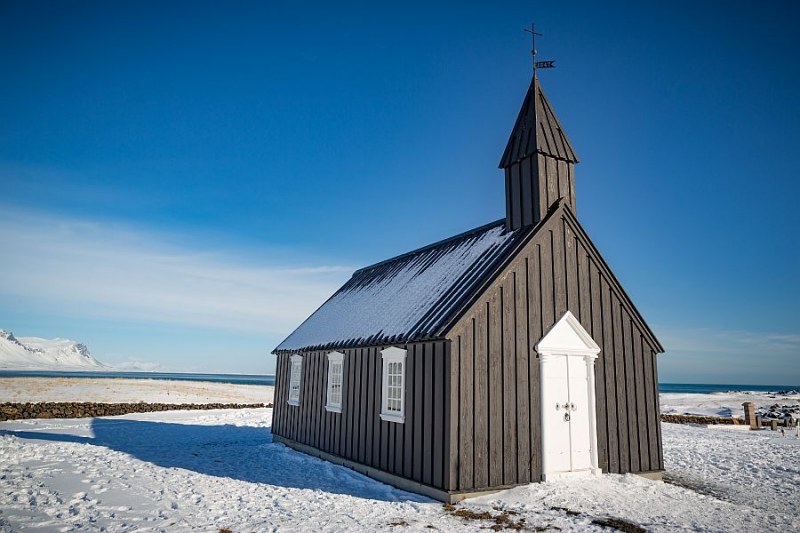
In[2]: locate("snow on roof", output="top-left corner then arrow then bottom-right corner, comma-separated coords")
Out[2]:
274,220 -> 526,353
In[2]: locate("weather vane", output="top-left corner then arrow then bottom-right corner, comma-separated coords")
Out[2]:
524,23 -> 555,74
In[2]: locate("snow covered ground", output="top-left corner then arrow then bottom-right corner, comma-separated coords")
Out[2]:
660,389 -> 800,418
1,407 -> 798,532
0,378 -> 274,405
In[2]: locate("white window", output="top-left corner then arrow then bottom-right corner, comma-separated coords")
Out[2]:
380,347 -> 407,423
325,351 -> 345,412
288,354 -> 303,406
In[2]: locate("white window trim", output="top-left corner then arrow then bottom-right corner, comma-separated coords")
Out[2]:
325,351 -> 345,413
379,346 -> 406,423
287,354 -> 303,406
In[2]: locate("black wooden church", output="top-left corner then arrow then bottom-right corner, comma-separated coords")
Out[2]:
272,67 -> 664,502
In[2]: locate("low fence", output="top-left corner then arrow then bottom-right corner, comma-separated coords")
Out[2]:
660,414 -> 745,425
0,402 -> 273,422
1,402 -> 790,427
661,413 -> 796,428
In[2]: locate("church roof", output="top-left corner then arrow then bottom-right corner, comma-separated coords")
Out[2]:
499,76 -> 579,168
273,220 -> 529,353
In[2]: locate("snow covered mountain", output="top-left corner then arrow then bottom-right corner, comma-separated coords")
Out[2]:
0,329 -> 106,370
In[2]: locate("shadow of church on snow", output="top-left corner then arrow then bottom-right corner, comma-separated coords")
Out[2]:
2,417 -> 428,503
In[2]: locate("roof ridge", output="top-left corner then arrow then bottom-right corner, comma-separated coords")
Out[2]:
352,218 -> 509,275
273,216 -> 525,353
433,199 -> 567,337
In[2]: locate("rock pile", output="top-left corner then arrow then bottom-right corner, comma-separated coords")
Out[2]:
757,403 -> 800,421
0,402 -> 272,422
660,414 -> 745,425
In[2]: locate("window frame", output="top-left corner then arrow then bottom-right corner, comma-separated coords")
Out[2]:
379,346 -> 407,423
325,351 -> 345,413
287,354 -> 303,406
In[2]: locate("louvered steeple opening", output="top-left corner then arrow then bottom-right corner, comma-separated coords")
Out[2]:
500,76 -> 579,231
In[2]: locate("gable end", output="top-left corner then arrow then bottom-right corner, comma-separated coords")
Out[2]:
443,201 -> 665,487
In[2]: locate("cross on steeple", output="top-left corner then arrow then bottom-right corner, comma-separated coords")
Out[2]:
524,23 -> 542,74
500,26 -> 576,230
524,23 -> 555,75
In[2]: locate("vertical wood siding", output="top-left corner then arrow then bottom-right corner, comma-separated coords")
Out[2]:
446,208 -> 663,491
504,155 -> 575,231
273,206 -> 663,495
272,340 -> 452,491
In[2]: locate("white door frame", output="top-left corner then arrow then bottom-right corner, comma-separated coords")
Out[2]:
536,311 -> 602,481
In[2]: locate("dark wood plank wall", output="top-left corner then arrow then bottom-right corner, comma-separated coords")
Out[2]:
446,209 -> 662,491
504,156 -> 575,230
272,340 -> 453,491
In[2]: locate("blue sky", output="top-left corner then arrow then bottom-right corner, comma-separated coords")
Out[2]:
1,1 -> 797,384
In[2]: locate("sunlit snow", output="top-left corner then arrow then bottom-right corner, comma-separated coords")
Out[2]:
0,387 -> 798,531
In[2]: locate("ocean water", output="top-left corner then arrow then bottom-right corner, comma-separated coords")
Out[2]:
0,370 -> 275,386
658,383 -> 797,394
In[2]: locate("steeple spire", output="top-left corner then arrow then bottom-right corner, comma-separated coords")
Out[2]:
524,23 -> 542,76
500,71 -> 579,231
500,76 -> 579,168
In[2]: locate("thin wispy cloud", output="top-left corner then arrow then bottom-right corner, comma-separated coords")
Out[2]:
658,327 -> 800,356
657,326 -> 800,384
0,209 -> 352,336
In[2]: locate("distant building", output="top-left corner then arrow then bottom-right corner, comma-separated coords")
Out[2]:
272,71 -> 664,502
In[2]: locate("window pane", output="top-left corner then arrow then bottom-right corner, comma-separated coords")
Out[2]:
382,357 -> 405,417
289,358 -> 303,403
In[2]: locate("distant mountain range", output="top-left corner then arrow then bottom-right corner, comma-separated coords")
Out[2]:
0,329 -> 107,370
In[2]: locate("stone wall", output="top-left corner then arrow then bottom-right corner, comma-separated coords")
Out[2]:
0,402 -> 273,422
660,413 -> 796,427
660,414 -> 745,425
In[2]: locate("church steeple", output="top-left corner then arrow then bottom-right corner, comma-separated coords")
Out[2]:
500,75 -> 579,231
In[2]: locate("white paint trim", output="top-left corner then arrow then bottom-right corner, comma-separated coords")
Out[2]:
380,346 -> 406,424
379,412 -> 405,423
540,347 -> 599,358
288,354 -> 303,406
539,353 -> 554,478
325,351 -> 345,413
536,310 -> 601,357
537,311 -> 602,481
584,353 -> 600,472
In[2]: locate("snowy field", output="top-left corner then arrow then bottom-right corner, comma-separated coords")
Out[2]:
0,378 -> 274,405
1,406 -> 798,531
660,389 -> 799,418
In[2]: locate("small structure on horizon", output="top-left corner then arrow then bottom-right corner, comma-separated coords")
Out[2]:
742,401 -> 758,429
271,38 -> 665,502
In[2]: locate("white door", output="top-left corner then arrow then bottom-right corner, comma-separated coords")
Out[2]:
537,311 -> 602,481
542,355 -> 572,473
566,355 -> 592,471
542,355 -> 592,474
